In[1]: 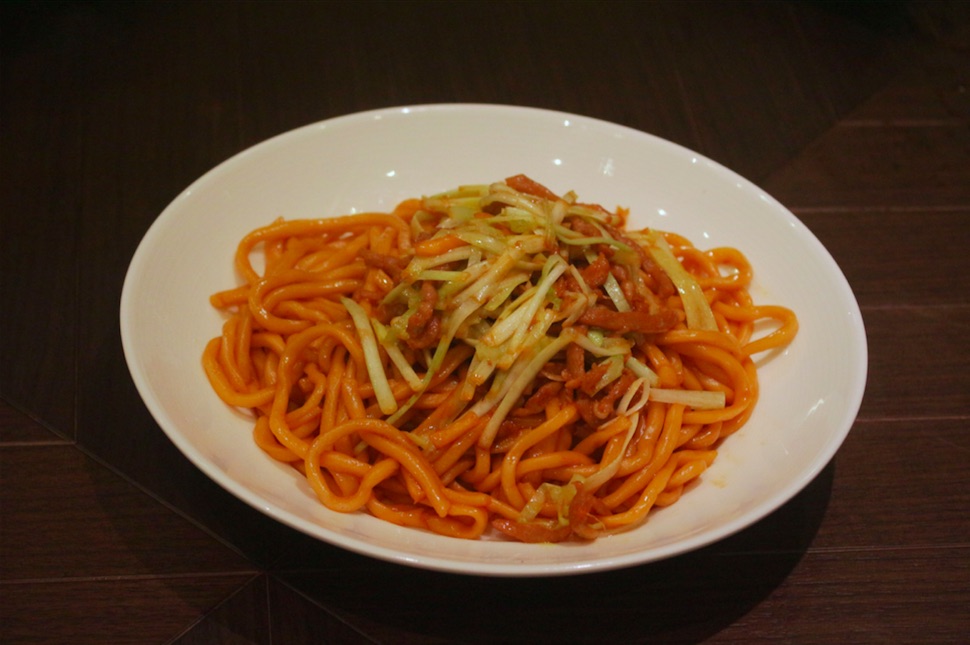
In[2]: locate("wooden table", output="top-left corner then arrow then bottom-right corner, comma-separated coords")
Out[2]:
2,2 -> 968,643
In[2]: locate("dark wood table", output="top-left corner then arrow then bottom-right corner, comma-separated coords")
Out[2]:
3,2 -> 968,643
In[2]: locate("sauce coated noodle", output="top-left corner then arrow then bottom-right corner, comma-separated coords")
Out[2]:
203,175 -> 797,542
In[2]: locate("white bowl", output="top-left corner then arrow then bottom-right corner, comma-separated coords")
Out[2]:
120,104 -> 867,576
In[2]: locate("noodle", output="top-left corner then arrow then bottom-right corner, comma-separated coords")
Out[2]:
203,175 -> 797,542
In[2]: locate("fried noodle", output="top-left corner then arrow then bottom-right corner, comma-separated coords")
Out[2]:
203,175 -> 798,542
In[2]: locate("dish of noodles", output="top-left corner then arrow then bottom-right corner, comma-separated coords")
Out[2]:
121,104 -> 866,574
202,174 -> 798,543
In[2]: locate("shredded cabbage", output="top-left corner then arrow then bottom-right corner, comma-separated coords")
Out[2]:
370,178 -> 725,438
643,231 -> 718,331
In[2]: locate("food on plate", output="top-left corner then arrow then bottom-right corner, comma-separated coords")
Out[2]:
202,174 -> 798,542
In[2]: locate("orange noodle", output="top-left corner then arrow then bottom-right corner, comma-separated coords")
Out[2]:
203,175 -> 797,542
